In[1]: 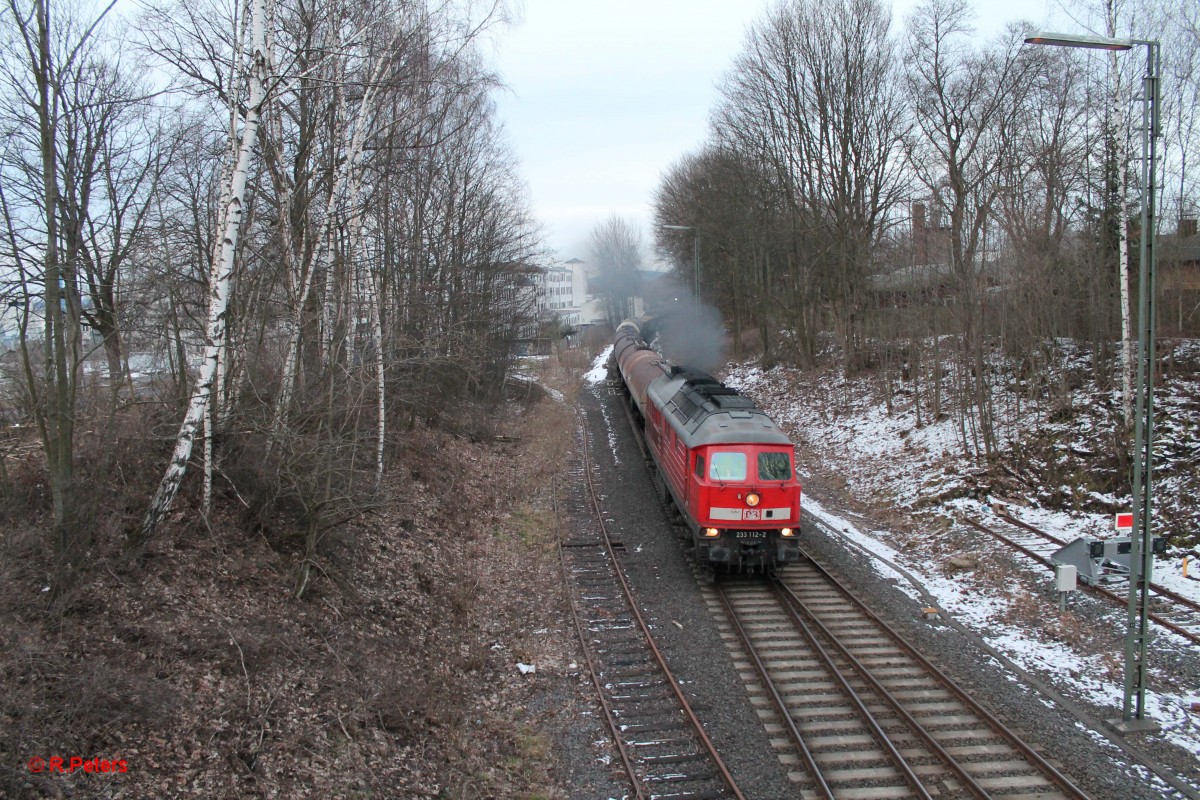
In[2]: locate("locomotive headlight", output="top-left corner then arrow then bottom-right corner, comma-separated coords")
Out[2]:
703,528 -> 721,538
780,528 -> 795,537
745,492 -> 761,507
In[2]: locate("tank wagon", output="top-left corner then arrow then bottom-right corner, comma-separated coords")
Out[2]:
612,318 -> 801,572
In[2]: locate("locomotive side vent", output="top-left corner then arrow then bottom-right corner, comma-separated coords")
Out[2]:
710,393 -> 756,410
670,390 -> 702,424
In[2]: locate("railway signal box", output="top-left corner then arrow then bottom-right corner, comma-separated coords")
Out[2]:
1051,536 -> 1168,586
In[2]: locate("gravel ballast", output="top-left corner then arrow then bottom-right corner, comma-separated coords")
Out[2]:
535,377 -> 1199,800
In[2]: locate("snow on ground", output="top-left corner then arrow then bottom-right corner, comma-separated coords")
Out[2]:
730,362 -> 967,509
594,331 -> 1199,761
509,370 -> 566,402
720,350 -> 1200,767
974,498 -> 1200,602
806,491 -> 1200,762
585,346 -> 613,386
586,347 -> 623,465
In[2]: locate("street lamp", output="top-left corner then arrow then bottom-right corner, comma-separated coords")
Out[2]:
662,224 -> 700,298
1025,31 -> 1161,732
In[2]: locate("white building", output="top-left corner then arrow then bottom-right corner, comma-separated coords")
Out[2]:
536,257 -> 606,329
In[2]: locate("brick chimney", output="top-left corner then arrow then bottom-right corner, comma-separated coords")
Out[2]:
912,202 -> 928,265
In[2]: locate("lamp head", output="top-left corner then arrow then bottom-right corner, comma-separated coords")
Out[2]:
1024,31 -> 1133,51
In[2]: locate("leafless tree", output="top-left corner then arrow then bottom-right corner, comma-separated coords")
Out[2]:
64,62 -> 170,408
0,0 -> 123,576
1162,0 -> 1200,226
0,0 -> 539,591
588,214 -> 642,325
1099,0 -> 1137,423
902,0 -> 1038,459
712,0 -> 907,370
993,45 -> 1090,339
654,147 -> 788,364
139,0 -> 276,540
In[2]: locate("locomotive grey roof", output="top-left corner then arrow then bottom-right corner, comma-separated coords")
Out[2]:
652,366 -> 792,447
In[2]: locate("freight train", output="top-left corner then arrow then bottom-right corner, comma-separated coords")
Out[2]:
611,317 -> 802,573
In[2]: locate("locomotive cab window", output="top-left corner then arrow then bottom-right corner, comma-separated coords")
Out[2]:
758,452 -> 792,481
708,451 -> 747,482
694,455 -> 705,478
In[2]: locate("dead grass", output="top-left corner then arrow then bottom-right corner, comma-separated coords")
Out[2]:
0,354 -> 583,799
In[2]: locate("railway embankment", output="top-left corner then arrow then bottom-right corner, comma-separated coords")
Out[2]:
723,337 -> 1200,796
0,357 -> 583,799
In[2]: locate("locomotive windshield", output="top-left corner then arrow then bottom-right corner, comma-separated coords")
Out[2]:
758,452 -> 792,481
708,451 -> 747,481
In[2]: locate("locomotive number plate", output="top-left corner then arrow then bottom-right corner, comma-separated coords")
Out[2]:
742,509 -> 762,521
735,531 -> 766,539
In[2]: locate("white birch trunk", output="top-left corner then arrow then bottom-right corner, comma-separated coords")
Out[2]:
319,224 -> 339,365
347,215 -> 384,487
368,262 -> 386,488
203,398 -> 213,515
139,0 -> 273,540
1106,3 -> 1134,426
1118,147 -> 1133,424
271,45 -> 391,439
271,185 -> 339,439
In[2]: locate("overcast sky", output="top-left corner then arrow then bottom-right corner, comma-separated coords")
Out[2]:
491,0 -> 1059,263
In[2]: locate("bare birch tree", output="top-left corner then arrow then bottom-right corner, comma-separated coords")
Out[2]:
268,12 -> 408,445
1102,0 -> 1136,422
139,0 -> 275,540
0,0 -> 537,591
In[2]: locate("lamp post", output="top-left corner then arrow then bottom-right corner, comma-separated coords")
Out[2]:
662,224 -> 700,298
1024,31 -> 1161,732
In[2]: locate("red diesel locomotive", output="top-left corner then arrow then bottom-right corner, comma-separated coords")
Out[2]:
612,317 -> 801,571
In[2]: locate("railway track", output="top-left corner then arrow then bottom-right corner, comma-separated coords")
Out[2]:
704,556 -> 1091,800
964,513 -> 1200,646
597,365 -> 1094,797
560,409 -> 746,800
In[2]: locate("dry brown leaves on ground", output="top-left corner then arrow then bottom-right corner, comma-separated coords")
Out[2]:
0,364 -> 581,799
